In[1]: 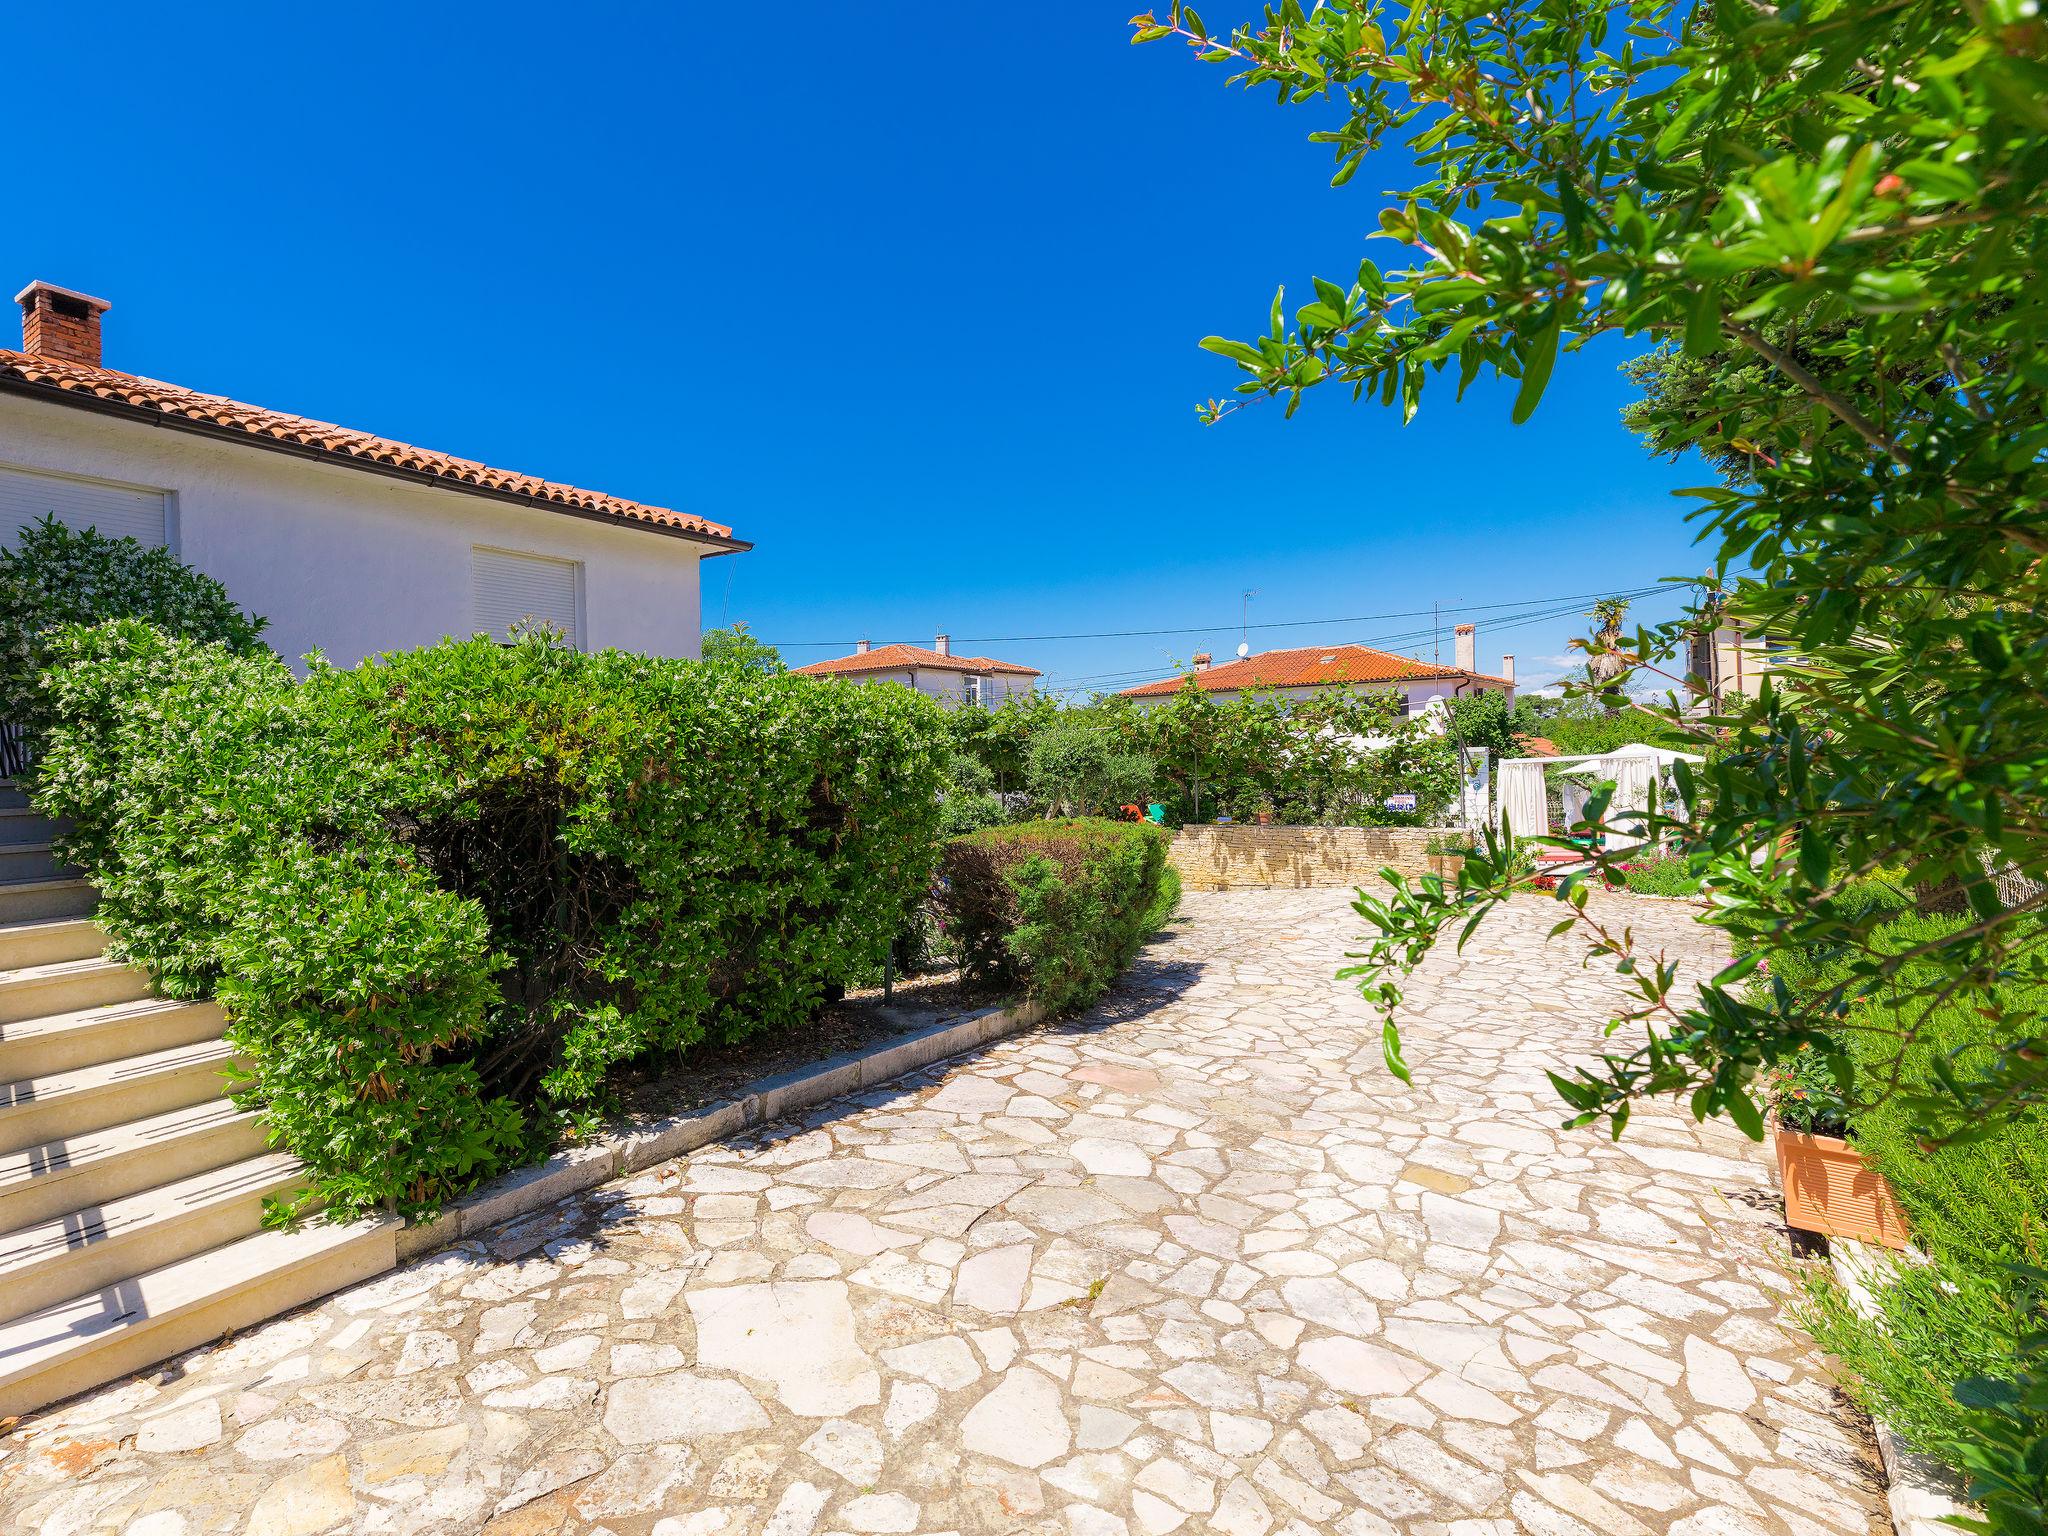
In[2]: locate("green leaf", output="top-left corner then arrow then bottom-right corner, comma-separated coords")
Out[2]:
1725,1088 -> 1765,1142
1199,337 -> 1266,368
1683,287 -> 1723,356
1511,309 -> 1561,424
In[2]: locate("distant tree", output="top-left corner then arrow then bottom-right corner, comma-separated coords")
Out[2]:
699,623 -> 784,675
1444,691 -> 1519,758
1581,599 -> 1631,711
951,692 -> 1059,794
1026,715 -> 1156,817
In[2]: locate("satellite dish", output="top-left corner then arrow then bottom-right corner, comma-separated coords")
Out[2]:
1236,641 -> 1250,658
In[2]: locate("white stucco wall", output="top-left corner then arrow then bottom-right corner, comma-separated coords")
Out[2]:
0,394 -> 713,670
822,666 -> 1034,709
1130,677 -> 1513,713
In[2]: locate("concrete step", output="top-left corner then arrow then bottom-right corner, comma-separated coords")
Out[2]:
0,1098 -> 269,1232
0,843 -> 76,884
0,996 -> 224,1081
0,1151 -> 306,1326
0,1038 -> 238,1157
0,955 -> 152,1026
0,878 -> 96,925
0,781 -> 28,812
0,916 -> 107,971
0,1211 -> 399,1419
0,806 -> 62,845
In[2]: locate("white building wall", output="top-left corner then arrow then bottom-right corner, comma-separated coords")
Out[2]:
815,668 -> 1034,709
0,394 -> 710,670
1131,677 -> 1512,713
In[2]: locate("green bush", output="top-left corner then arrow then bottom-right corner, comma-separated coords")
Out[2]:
1616,855 -> 1701,897
0,517 -> 267,751
938,819 -> 1174,1014
1792,915 -> 2048,1531
35,623 -> 949,1217
938,790 -> 1009,840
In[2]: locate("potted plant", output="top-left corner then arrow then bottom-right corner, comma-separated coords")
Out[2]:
1255,799 -> 1276,826
1425,833 -> 1471,881
1769,1047 -> 1911,1249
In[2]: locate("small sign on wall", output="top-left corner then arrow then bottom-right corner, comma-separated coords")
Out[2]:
1383,792 -> 1419,813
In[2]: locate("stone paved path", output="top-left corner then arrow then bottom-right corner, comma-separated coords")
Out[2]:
0,889 -> 1889,1536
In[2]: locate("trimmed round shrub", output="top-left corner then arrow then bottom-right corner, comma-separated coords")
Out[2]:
939,818 -> 1174,1015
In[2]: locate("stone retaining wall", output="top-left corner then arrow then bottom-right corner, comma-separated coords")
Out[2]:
1168,824 -> 1438,892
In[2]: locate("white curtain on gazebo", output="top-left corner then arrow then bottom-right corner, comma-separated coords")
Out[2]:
1558,778 -> 1591,837
1499,759 -> 1549,840
1601,745 -> 1662,850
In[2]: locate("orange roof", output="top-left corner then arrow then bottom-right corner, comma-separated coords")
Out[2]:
1119,643 -> 1511,698
1519,734 -> 1561,758
794,643 -> 1039,678
0,348 -> 745,550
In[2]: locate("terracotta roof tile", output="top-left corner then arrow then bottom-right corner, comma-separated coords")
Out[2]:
0,348 -> 742,547
793,643 -> 1040,678
1119,643 -> 1511,698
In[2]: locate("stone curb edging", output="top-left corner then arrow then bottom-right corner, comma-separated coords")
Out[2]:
1829,1238 -> 1979,1534
394,996 -> 1046,1263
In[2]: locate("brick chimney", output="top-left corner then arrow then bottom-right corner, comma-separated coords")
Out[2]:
1193,652 -> 1212,672
934,633 -> 951,657
854,637 -> 870,655
1501,653 -> 1515,684
1454,623 -> 1476,673
16,281 -> 111,368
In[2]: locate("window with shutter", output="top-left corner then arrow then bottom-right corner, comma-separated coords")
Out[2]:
472,547 -> 582,648
0,462 -> 168,548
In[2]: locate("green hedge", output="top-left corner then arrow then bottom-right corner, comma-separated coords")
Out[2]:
938,819 -> 1175,1015
0,516 -> 266,749
1790,911 -> 2048,1532
34,622 -> 948,1217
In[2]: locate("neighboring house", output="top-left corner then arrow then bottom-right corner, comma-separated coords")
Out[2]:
1119,623 -> 1516,713
0,281 -> 746,668
1687,613 -> 1791,710
793,635 -> 1039,708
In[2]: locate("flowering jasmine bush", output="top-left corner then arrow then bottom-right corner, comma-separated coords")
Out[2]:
33,623 -> 948,1217
0,516 -> 266,752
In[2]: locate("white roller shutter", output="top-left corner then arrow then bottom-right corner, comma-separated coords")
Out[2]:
473,547 -> 582,647
0,462 -> 167,548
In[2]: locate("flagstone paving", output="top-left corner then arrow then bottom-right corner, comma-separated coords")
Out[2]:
0,888 -> 1888,1536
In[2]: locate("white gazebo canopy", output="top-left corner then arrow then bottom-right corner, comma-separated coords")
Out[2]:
1496,742 -> 1703,849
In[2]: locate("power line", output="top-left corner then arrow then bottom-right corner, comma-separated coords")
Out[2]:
762,583 -> 1682,651
1035,588 -> 1670,692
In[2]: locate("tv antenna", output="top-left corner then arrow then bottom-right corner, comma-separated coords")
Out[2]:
1240,590 -> 1256,658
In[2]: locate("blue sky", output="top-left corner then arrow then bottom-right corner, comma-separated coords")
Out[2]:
13,4 -> 1711,695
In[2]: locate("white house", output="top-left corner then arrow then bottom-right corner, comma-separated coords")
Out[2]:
0,281 -> 746,668
1686,612 -> 1793,712
793,635 -> 1039,708
1119,624 -> 1516,713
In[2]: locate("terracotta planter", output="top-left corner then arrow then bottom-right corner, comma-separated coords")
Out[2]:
1775,1124 -> 1911,1249
1428,853 -> 1466,880
1256,810 -> 1274,826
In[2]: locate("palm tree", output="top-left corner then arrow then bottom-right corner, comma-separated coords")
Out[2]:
1585,598 -> 1631,711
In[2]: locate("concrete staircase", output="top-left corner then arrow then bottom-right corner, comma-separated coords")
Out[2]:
0,781 -> 398,1418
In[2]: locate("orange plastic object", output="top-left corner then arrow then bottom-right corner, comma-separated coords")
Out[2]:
1775,1126 -> 1912,1249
